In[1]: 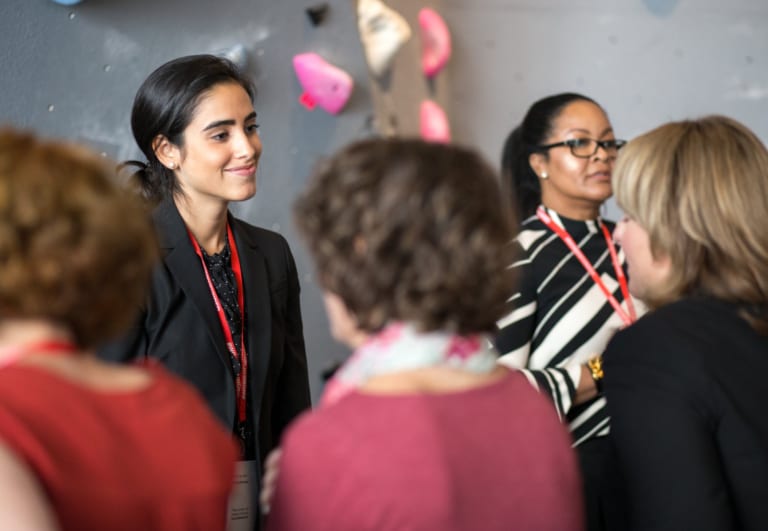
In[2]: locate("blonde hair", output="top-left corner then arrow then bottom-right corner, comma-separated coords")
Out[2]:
613,115 -> 768,331
0,129 -> 158,347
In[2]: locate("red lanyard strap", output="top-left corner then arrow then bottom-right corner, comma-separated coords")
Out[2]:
536,206 -> 636,327
189,224 -> 248,425
0,340 -> 79,369
0,340 -> 78,358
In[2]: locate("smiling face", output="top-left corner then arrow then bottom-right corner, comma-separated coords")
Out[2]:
159,81 -> 262,210
613,216 -> 672,303
530,100 -> 617,219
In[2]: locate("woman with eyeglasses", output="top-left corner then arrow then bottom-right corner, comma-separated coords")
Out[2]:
496,93 -> 644,531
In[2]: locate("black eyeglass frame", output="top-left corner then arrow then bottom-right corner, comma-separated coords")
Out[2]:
535,138 -> 627,159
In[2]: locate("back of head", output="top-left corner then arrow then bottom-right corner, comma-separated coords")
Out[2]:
501,93 -> 600,221
613,115 -> 768,330
129,54 -> 256,203
295,138 -> 517,335
0,129 -> 158,347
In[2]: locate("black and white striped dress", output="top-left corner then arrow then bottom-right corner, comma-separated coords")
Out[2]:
495,206 -> 643,446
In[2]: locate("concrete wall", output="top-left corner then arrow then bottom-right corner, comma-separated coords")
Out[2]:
2,0 -> 767,401
441,0 -> 768,218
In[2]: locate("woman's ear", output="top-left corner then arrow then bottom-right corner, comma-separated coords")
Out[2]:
151,135 -> 180,171
528,152 -> 549,180
322,291 -> 369,349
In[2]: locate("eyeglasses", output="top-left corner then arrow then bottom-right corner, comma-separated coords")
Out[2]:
536,138 -> 627,159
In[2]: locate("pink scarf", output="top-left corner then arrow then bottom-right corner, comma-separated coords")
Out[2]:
321,322 -> 498,407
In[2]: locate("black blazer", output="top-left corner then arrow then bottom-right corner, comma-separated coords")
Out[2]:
99,200 -> 311,465
604,296 -> 768,531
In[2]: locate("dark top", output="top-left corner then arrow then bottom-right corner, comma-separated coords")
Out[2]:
199,239 -> 255,458
604,296 -> 768,531
98,199 -> 311,472
200,240 -> 242,356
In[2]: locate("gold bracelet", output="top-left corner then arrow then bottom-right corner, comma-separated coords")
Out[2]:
587,355 -> 604,381
587,355 -> 604,393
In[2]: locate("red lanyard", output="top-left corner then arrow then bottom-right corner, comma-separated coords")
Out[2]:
536,206 -> 637,327
189,224 -> 248,427
0,340 -> 78,357
0,340 -> 78,367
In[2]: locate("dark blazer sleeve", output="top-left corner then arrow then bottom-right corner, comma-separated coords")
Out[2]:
603,313 -> 735,531
271,236 -> 311,438
97,305 -> 148,362
243,225 -> 311,460
96,203 -> 167,364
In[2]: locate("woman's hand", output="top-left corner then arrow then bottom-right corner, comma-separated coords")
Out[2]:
260,448 -> 282,515
574,357 -> 601,405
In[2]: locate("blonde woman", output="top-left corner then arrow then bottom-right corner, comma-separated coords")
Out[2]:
605,115 -> 768,530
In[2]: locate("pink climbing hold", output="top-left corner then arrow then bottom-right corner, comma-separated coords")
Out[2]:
418,7 -> 452,78
292,53 -> 354,115
419,100 -> 451,143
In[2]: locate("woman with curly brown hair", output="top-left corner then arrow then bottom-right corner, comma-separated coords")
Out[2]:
264,138 -> 584,531
0,128 -> 238,530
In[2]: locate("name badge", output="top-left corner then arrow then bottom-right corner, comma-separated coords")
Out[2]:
227,460 -> 255,531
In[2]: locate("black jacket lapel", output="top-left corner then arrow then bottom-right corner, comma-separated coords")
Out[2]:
154,200 -> 234,376
230,216 -> 272,406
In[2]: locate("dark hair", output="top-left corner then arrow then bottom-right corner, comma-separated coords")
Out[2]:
500,93 -> 601,221
294,138 -> 518,335
0,129 -> 158,348
127,54 -> 256,203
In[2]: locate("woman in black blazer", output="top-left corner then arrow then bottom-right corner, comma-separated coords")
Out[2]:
99,55 -> 311,525
603,116 -> 768,530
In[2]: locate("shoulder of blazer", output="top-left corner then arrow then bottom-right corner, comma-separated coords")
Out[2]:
228,215 -> 292,263
151,199 -> 190,250
149,200 -> 294,274
228,215 -> 298,295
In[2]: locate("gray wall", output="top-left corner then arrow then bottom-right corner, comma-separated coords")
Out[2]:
441,0 -> 768,219
2,0 -> 767,401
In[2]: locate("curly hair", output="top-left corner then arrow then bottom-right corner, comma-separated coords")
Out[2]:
294,138 -> 518,335
0,129 -> 158,348
613,115 -> 768,332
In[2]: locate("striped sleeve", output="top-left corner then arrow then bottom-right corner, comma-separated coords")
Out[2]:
495,242 -> 536,363
494,241 -> 580,420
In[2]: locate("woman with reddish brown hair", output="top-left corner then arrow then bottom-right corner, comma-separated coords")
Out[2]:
0,128 -> 238,530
